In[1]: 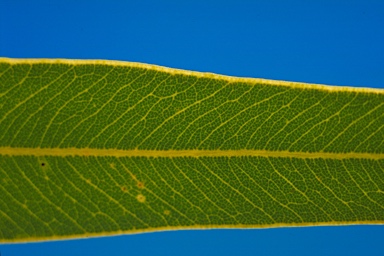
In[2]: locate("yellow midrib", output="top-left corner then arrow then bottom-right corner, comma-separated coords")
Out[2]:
0,147 -> 383,160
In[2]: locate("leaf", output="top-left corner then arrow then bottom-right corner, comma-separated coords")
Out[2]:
0,58 -> 383,243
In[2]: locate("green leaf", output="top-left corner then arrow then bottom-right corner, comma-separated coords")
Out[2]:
0,58 -> 383,243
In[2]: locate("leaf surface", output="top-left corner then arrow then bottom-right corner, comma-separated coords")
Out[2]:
0,58 -> 383,242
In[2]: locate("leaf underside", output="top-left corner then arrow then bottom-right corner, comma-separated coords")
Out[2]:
0,58 -> 383,243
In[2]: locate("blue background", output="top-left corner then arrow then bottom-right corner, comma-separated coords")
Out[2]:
1,0 -> 383,255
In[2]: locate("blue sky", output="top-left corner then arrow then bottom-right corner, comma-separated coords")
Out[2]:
1,0 -> 383,255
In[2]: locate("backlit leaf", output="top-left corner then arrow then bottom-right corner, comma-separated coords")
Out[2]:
0,58 -> 383,242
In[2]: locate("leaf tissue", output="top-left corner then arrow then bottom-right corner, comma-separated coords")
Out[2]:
0,58 -> 383,242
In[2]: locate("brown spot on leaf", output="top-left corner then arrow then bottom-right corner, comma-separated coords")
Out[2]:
137,181 -> 144,189
136,194 -> 146,203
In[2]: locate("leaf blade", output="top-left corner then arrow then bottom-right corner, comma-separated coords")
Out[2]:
0,58 -> 383,242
